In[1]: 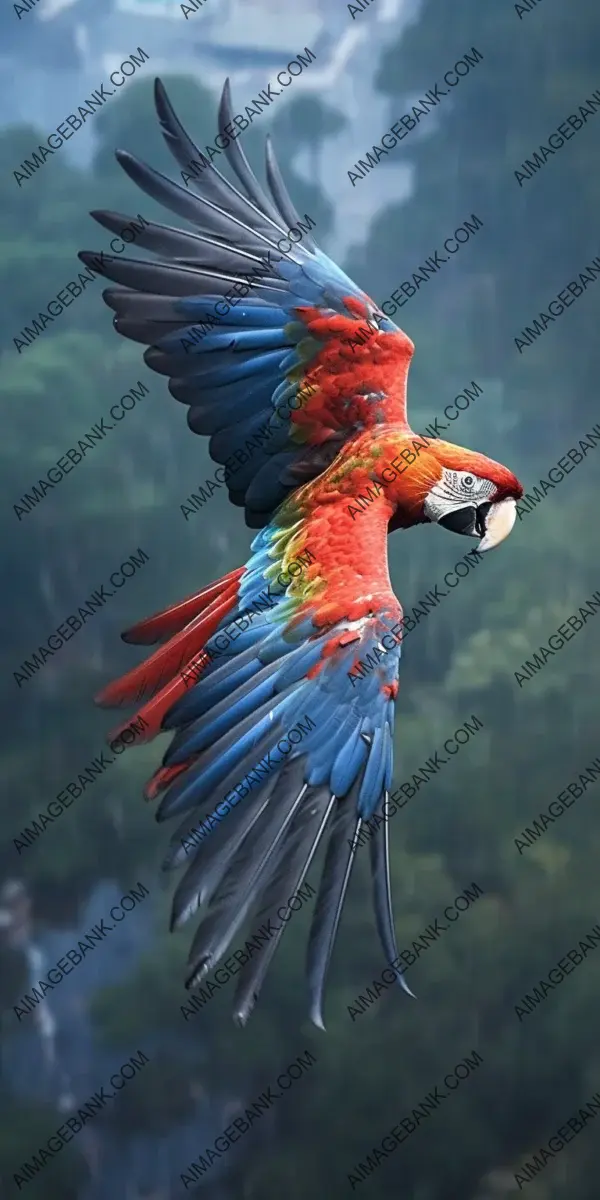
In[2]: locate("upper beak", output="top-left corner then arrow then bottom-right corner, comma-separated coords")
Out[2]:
477,497 -> 517,552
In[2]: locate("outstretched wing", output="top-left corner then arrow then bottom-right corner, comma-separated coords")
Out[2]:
79,78 -> 414,527
97,496 -> 413,1027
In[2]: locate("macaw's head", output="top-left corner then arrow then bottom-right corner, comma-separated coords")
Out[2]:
388,437 -> 523,552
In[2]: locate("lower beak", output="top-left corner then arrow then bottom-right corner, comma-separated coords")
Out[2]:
438,507 -> 478,536
477,497 -> 517,552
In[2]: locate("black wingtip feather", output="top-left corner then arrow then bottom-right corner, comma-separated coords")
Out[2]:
370,793 -> 416,1000
306,785 -> 363,1030
170,778 -> 274,931
184,763 -> 310,984
231,788 -> 335,1027
264,135 -> 318,255
115,147 -> 137,171
79,249 -> 109,277
89,208 -> 127,229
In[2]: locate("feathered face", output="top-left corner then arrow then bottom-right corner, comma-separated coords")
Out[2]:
422,444 -> 523,552
388,439 -> 523,553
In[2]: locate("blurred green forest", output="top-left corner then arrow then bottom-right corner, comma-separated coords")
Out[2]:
1,0 -> 600,1196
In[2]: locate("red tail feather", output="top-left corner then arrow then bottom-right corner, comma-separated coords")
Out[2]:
143,759 -> 198,802
96,567 -> 244,739
107,670 -> 198,745
122,567 -> 245,645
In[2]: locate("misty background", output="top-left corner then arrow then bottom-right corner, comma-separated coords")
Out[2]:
1,0 -> 600,1197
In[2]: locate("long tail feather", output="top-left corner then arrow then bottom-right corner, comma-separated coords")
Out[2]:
161,724 -> 279,872
306,782 -> 364,1031
122,568 -> 244,645
144,760 -> 194,803
233,788 -> 335,1026
185,759 -> 308,986
96,580 -> 241,707
370,794 -> 415,999
170,775 -> 275,929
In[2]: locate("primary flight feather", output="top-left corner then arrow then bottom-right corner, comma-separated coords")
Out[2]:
80,78 -> 523,1028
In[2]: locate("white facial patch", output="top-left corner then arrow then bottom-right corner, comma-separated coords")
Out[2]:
423,468 -> 497,523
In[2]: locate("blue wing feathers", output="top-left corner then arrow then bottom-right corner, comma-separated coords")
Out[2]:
86,76 -> 408,1024
358,725 -> 387,818
165,656 -> 261,727
330,732 -> 370,806
165,671 -> 281,764
245,454 -> 297,511
209,409 -> 279,461
183,371 -> 282,427
160,327 -> 290,354
78,78 -> 394,526
161,349 -> 291,389
176,299 -> 288,326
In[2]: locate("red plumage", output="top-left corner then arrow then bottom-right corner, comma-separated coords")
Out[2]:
97,570 -> 243,744
80,75 -> 525,1026
121,567 -> 244,645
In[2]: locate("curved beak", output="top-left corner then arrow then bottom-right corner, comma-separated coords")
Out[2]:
477,497 -> 517,552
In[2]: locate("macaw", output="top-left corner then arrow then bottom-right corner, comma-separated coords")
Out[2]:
80,78 -> 523,1028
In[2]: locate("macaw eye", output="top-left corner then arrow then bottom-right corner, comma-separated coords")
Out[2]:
462,475 -> 475,489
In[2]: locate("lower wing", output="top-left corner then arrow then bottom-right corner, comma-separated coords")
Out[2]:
96,500 -> 411,1027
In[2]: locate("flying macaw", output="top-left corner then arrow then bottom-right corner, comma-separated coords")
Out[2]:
80,79 -> 523,1028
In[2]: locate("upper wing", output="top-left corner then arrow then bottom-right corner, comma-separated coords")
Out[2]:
79,78 -> 414,528
96,495 -> 413,1027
